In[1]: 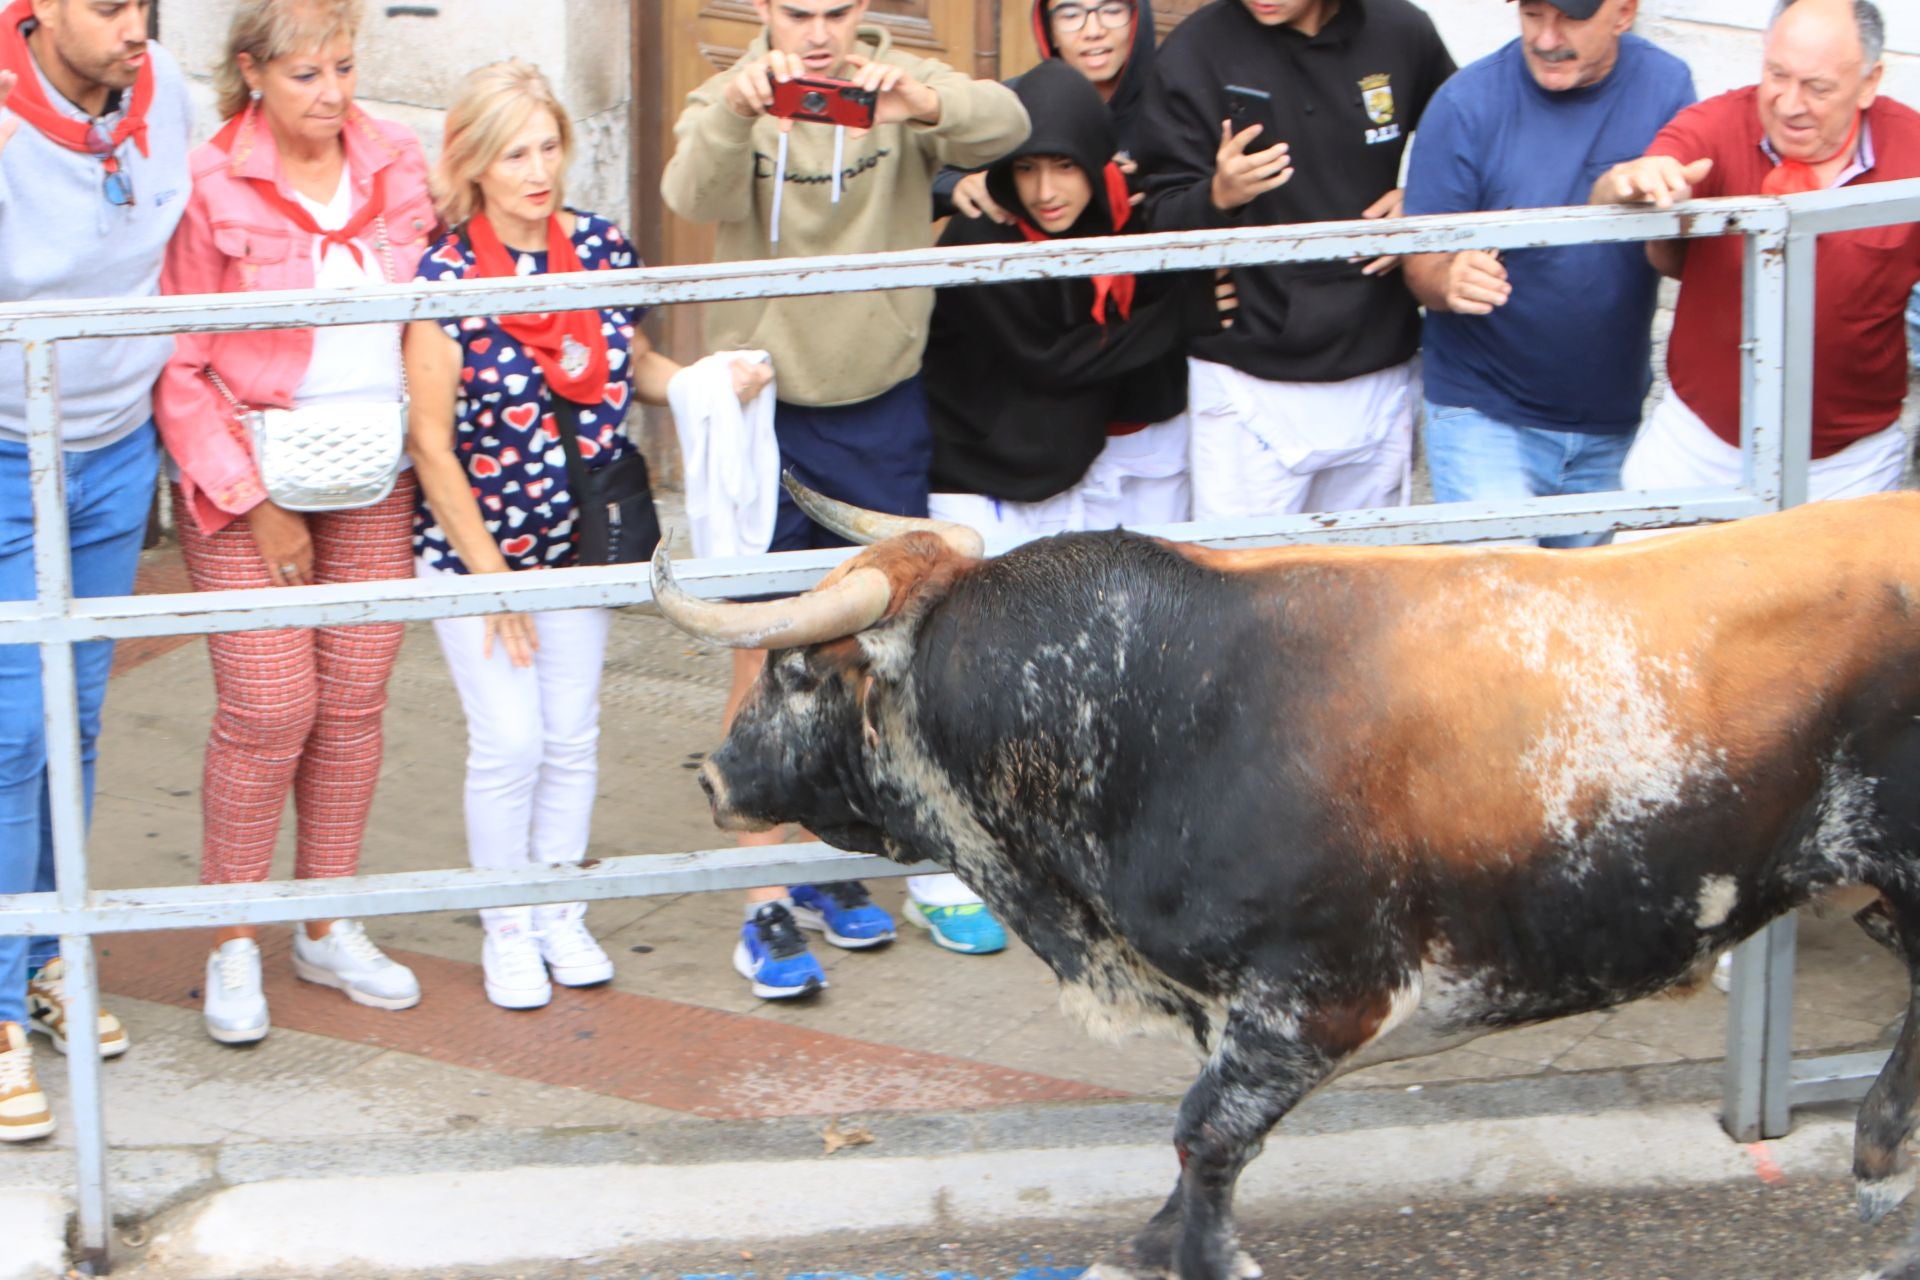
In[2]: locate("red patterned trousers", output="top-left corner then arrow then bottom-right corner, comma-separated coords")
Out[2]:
171,473 -> 418,885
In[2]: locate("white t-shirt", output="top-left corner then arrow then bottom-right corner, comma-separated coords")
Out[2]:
292,168 -> 403,406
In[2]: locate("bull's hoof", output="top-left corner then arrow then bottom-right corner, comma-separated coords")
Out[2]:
1856,1168 -> 1916,1223
1081,1248 -> 1261,1280
1083,1263 -> 1158,1280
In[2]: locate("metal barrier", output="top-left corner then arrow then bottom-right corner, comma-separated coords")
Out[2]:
0,178 -> 1915,1271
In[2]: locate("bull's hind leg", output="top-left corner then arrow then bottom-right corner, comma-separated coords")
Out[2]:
1855,897 -> 1920,1222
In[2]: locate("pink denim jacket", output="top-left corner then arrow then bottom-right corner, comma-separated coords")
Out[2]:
154,105 -> 436,533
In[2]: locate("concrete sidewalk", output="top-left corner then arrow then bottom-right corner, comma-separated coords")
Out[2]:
1,517 -> 1913,1278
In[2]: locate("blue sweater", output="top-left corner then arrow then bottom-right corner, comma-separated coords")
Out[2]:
1405,36 -> 1695,433
0,40 -> 192,447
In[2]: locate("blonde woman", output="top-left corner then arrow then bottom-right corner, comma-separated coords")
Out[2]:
154,0 -> 434,1045
406,61 -> 767,1009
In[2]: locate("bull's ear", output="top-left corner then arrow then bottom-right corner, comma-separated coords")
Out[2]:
856,617 -> 917,682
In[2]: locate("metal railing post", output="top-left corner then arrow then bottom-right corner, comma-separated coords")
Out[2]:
20,338 -> 112,1270
1721,215 -> 1818,1143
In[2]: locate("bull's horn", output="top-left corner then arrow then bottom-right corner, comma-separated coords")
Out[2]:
782,472 -> 985,559
650,544 -> 893,649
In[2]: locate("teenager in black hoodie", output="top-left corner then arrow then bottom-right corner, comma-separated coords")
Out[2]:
923,61 -> 1231,538
932,0 -> 1157,222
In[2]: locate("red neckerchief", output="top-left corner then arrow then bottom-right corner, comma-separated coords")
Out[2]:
1013,161 -> 1137,323
1761,111 -> 1862,196
0,0 -> 152,167
466,212 -> 611,406
211,105 -> 388,272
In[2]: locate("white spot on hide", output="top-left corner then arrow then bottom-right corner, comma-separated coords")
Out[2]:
1694,875 -> 1737,929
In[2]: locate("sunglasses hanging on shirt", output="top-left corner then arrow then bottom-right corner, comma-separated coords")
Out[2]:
83,121 -> 135,208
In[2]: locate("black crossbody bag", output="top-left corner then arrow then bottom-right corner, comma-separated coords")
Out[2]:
551,396 -> 663,566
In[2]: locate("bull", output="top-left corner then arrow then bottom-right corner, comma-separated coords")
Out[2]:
650,480 -> 1920,1280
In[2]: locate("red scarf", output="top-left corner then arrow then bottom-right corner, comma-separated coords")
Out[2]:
0,0 -> 151,163
466,212 -> 610,406
1761,111 -> 1863,196
1014,161 -> 1137,324
210,105 -> 389,271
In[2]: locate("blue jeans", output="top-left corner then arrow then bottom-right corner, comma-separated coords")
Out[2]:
0,423 -> 157,1025
1907,285 -> 1919,372
1424,402 -> 1634,549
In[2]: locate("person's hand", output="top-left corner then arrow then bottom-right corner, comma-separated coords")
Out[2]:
1601,155 -> 1713,209
1113,153 -> 1145,208
484,613 -> 539,669
845,54 -> 942,131
1353,187 -> 1405,277
1443,249 -> 1510,315
245,501 -> 313,587
0,71 -> 18,156
952,170 -> 1013,224
1209,120 -> 1292,212
1214,269 -> 1238,329
721,50 -> 807,130
730,355 -> 773,404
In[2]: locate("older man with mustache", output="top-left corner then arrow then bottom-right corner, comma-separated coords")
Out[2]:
1402,0 -> 1693,546
1596,0 -> 1920,502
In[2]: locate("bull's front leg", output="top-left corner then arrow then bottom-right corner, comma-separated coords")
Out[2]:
1091,999 -> 1350,1280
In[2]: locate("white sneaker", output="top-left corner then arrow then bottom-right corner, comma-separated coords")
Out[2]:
534,903 -> 614,987
1711,950 -> 1733,994
483,911 -> 552,1009
203,938 -> 270,1045
0,1022 -> 53,1143
292,920 -> 422,1010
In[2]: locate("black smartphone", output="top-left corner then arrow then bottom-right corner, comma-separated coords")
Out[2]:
1223,84 -> 1276,142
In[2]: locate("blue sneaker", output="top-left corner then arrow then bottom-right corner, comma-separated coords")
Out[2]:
734,903 -> 826,999
905,899 -> 1008,954
788,882 -> 896,950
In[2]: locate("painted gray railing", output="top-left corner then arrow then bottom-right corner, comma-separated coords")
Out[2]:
2,178 -> 1916,1271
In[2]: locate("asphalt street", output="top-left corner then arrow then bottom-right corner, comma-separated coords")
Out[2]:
284,1174 -> 1919,1280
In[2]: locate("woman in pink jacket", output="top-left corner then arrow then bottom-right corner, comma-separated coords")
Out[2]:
153,0 -> 435,1046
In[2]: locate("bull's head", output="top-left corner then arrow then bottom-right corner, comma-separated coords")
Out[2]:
650,479 -> 984,853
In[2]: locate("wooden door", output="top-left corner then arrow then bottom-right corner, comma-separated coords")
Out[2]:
631,0 -> 1000,484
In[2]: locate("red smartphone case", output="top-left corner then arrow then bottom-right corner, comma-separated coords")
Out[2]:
768,76 -> 878,129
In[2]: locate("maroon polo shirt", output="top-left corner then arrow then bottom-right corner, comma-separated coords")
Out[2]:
1645,87 -> 1920,458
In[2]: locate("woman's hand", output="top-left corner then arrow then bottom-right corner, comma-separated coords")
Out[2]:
245,501 -> 313,586
730,356 -> 773,405
483,612 -> 539,668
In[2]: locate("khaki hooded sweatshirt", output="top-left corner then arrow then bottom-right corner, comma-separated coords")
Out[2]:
661,25 -> 1029,407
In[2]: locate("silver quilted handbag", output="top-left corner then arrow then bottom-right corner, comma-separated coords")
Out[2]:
204,217 -> 408,512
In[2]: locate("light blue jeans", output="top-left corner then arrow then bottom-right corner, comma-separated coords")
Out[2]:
1424,402 -> 1634,549
1907,285 -> 1919,372
0,422 -> 157,1025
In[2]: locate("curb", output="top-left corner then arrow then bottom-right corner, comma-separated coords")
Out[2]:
141,1103 -> 1856,1277
0,1061 -> 1866,1278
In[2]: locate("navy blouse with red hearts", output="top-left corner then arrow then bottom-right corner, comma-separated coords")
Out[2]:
412,209 -> 645,574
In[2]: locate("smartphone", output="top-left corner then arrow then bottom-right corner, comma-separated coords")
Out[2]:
1223,84 -> 1276,143
768,75 -> 878,130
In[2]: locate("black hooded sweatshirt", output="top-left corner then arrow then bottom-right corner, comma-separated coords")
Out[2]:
930,0 -> 1159,218
1135,0 -> 1455,383
925,61 -> 1220,503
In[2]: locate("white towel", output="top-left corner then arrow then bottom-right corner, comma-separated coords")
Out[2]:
667,351 -> 779,559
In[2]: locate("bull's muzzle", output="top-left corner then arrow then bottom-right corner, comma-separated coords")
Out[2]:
696,758 -> 775,833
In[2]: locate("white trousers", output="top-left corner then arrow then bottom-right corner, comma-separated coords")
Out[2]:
927,417 -> 1193,543
424,563 -> 610,926
1187,357 -> 1416,520
1617,391 -> 1906,543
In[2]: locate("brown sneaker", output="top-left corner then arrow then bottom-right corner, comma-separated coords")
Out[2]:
0,1022 -> 54,1142
28,957 -> 130,1058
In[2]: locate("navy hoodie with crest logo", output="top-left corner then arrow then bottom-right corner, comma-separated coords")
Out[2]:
931,0 -> 1159,218
1135,0 -> 1455,383
925,61 -> 1221,503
